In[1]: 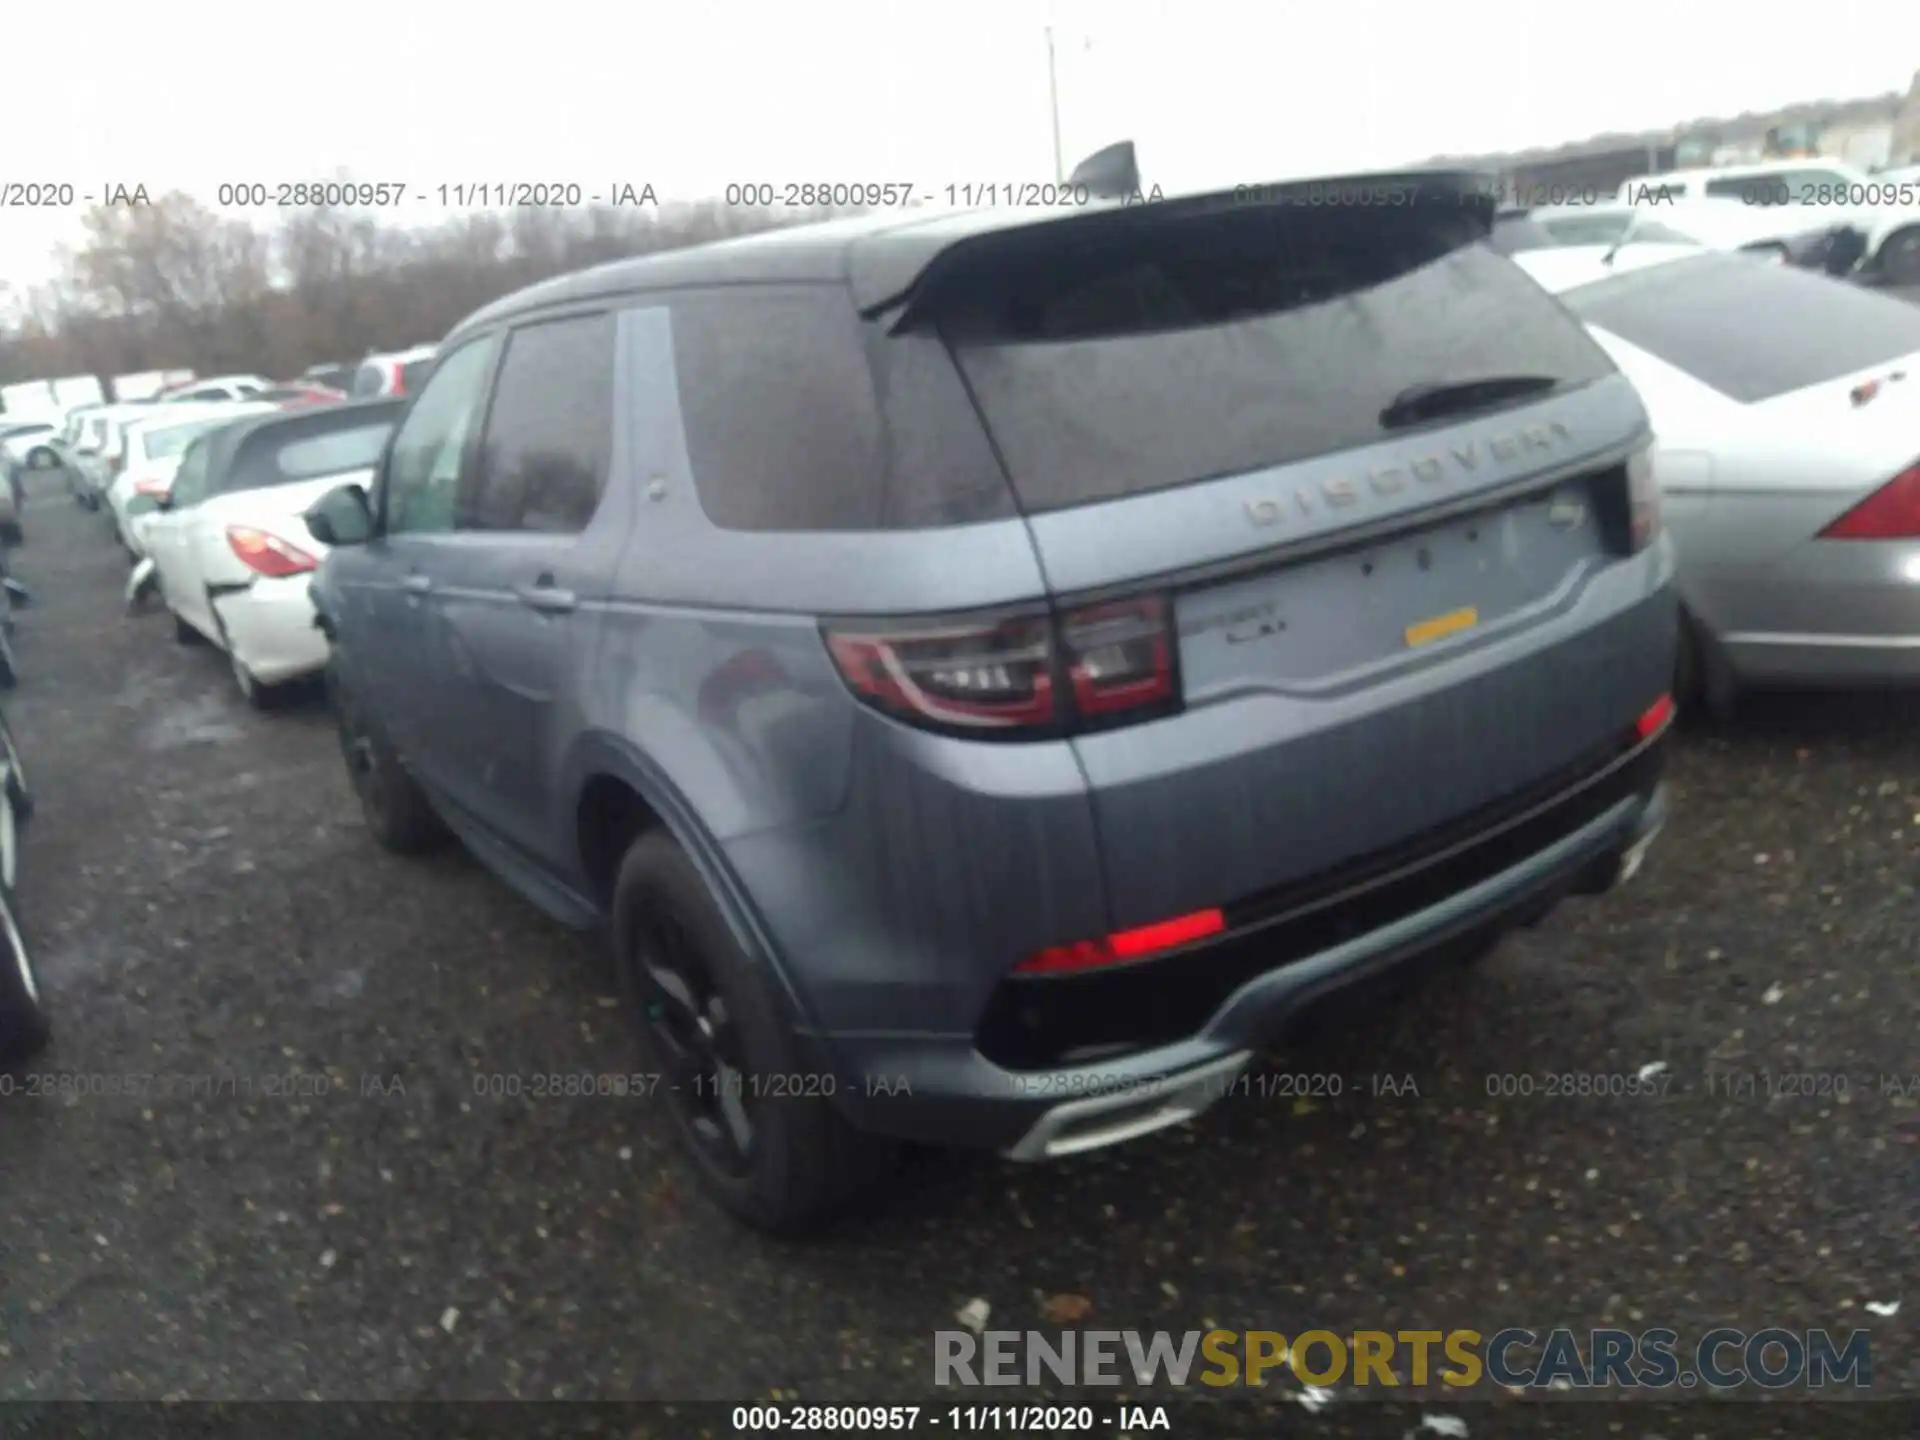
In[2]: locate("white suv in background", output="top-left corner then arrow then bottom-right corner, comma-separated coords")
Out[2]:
1619,159 -> 1920,285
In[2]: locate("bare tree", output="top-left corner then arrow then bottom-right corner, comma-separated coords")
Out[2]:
0,192 -> 861,389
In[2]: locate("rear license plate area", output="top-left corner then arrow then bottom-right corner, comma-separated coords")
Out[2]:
1174,483 -> 1604,696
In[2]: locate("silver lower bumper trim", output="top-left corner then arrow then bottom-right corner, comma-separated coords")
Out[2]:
1002,1050 -> 1253,1162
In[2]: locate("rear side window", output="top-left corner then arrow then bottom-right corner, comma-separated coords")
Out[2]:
1537,213 -> 1633,245
668,286 -> 1014,531
1562,251 -> 1920,402
273,422 -> 394,481
461,313 -> 614,533
932,204 -> 1617,514
220,420 -> 396,496
1487,216 -> 1557,254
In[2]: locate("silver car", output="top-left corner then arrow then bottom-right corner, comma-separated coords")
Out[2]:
1515,242 -> 1920,713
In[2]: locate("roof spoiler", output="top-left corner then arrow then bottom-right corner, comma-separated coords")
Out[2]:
873,167 -> 1502,328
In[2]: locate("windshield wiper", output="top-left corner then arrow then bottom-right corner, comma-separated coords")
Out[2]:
1379,375 -> 1561,430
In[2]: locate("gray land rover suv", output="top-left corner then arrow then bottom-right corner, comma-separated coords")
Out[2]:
305,172 -> 1677,1233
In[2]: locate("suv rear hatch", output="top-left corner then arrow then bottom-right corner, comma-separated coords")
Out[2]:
891,179 -> 1663,935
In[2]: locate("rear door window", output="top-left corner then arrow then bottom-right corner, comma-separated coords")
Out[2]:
931,204 -> 1616,515
459,314 -> 613,533
1561,250 -> 1920,402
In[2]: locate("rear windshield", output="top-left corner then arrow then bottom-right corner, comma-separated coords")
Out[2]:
141,417 -> 232,460
930,204 -> 1616,514
222,419 -> 394,495
1561,251 -> 1920,402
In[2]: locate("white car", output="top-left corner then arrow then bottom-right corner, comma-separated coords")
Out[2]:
142,398 -> 403,706
1618,159 -> 1920,285
1506,197 -> 1847,267
69,402 -> 159,508
349,346 -> 436,398
1512,240 -> 1920,714
107,401 -> 278,555
0,421 -> 60,470
159,374 -> 273,403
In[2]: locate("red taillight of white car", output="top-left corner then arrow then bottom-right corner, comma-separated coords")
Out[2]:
1818,462 -> 1920,539
132,478 -> 170,498
822,593 -> 1178,741
227,525 -> 319,578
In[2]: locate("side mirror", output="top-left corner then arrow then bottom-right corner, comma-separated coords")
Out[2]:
306,482 -> 373,548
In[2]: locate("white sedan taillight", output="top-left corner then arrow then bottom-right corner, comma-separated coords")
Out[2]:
227,526 -> 318,578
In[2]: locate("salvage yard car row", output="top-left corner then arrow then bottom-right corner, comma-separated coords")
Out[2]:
10,159 -> 1920,1239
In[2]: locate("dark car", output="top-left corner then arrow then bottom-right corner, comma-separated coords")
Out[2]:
0,701 -> 45,1061
305,171 -> 1677,1233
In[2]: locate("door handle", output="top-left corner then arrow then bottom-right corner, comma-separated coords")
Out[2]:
401,573 -> 432,595
514,580 -> 578,615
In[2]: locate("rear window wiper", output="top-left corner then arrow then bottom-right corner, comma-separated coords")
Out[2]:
1379,375 -> 1561,430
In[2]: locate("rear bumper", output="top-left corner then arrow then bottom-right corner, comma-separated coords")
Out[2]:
210,577 -> 329,685
823,735 -> 1669,1154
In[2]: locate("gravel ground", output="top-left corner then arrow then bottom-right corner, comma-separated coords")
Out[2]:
0,472 -> 1914,1418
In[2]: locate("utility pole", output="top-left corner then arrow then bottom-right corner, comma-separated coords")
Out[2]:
1046,26 -> 1065,183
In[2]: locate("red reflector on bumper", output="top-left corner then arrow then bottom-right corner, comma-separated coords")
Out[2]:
1014,908 -> 1227,976
1636,693 -> 1674,738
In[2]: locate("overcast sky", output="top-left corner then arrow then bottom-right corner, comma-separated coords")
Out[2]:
2,0 -> 1917,298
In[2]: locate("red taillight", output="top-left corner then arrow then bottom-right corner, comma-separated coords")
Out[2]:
825,613 -> 1057,731
1818,463 -> 1920,539
1060,596 -> 1176,719
132,478 -> 170,497
823,595 -> 1178,739
227,525 -> 318,578
1015,908 -> 1227,976
1636,693 -> 1675,739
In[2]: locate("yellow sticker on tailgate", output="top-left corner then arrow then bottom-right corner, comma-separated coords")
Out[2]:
1404,606 -> 1479,649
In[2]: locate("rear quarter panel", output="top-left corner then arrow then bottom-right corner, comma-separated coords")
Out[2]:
575,303 -> 1109,1031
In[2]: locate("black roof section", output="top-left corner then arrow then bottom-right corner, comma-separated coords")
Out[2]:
446,169 -> 1501,342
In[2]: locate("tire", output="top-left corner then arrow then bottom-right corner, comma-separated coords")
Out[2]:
612,830 -> 887,1234
0,706 -> 32,823
0,839 -> 49,1063
1676,609 -> 1736,723
329,660 -> 446,853
1880,226 -> 1920,288
172,610 -> 202,646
